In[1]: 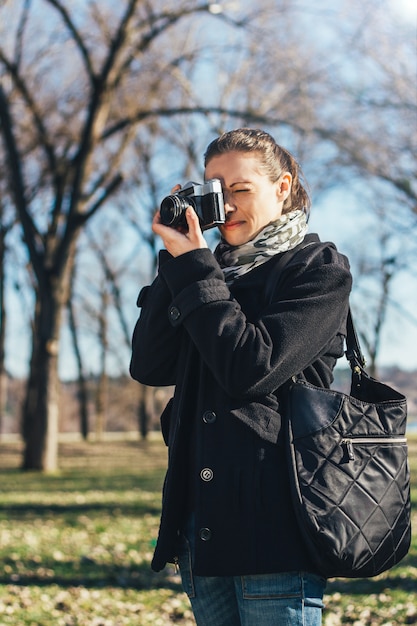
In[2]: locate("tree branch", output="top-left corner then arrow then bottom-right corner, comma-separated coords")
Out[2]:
81,174 -> 124,223
0,50 -> 58,178
87,231 -> 132,348
0,85 -> 43,276
68,0 -> 138,220
100,105 -> 291,139
15,0 -> 31,70
44,0 -> 96,81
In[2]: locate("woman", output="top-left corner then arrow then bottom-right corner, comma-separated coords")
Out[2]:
130,128 -> 352,625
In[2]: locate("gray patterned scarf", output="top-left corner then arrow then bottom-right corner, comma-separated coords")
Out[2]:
214,209 -> 308,284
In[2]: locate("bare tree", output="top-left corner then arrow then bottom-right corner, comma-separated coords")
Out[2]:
0,198 -> 14,437
346,195 -> 415,375
67,259 -> 90,439
0,0 -> 415,470
0,0 -> 244,470
354,244 -> 401,377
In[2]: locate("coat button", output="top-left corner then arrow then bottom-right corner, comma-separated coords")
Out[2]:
202,410 -> 217,424
199,528 -> 212,541
200,468 -> 213,482
169,306 -> 181,321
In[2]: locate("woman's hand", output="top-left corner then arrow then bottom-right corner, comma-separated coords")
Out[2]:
152,185 -> 208,257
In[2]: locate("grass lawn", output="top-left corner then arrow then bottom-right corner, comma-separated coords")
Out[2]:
0,434 -> 415,625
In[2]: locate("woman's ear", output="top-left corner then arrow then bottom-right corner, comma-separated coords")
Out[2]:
276,172 -> 292,202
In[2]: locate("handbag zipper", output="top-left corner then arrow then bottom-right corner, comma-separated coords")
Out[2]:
342,437 -> 407,461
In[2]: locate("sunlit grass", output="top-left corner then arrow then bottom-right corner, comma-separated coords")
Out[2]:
0,434 -> 415,625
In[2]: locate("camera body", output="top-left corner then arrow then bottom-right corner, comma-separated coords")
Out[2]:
160,179 -> 225,231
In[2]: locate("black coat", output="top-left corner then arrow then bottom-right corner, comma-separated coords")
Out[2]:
130,234 -> 352,576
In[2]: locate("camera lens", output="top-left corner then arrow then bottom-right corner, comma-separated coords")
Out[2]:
160,195 -> 191,227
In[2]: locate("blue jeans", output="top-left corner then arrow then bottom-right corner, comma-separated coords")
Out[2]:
178,534 -> 326,626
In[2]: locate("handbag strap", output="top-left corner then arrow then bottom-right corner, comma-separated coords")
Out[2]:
345,308 -> 366,370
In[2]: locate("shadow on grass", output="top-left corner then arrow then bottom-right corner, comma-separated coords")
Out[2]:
0,445 -> 172,594
0,468 -> 166,494
0,560 -> 181,591
327,552 -> 417,595
0,555 -> 414,595
0,501 -> 161,519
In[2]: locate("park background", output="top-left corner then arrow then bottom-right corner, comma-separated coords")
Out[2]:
0,0 -> 416,624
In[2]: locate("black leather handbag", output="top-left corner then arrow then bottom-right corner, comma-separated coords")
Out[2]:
286,309 -> 411,578
265,239 -> 411,578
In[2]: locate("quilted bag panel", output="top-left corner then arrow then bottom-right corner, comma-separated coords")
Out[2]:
287,377 -> 411,578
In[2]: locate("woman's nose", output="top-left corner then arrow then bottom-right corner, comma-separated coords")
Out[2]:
223,191 -> 236,213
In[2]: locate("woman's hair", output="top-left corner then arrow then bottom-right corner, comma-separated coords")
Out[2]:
204,128 -> 311,217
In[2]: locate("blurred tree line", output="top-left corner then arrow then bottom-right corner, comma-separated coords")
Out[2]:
0,0 -> 415,471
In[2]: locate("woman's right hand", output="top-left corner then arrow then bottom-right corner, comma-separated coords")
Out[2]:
152,185 -> 208,257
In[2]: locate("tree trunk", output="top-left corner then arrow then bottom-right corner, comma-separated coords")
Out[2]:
94,370 -> 107,441
138,393 -> 147,440
138,384 -> 154,439
0,225 -> 6,438
77,375 -> 90,441
67,270 -> 89,440
22,285 -> 63,471
94,289 -> 109,441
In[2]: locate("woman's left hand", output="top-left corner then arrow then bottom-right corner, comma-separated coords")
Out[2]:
152,206 -> 208,257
